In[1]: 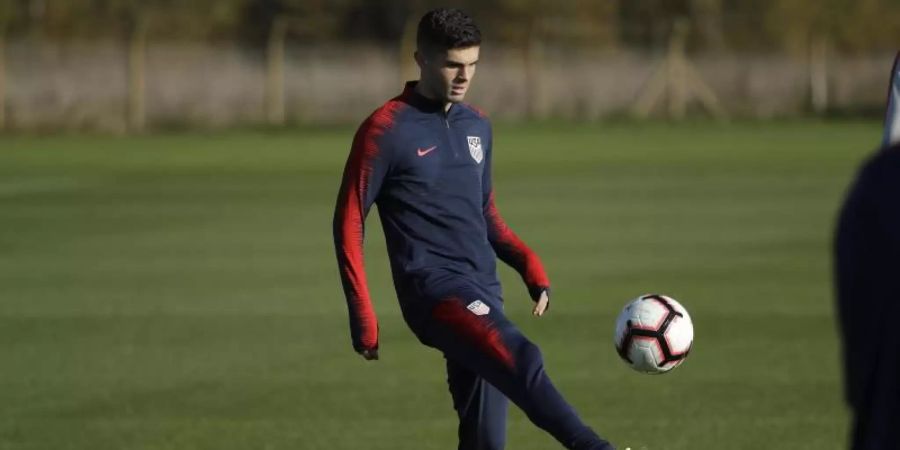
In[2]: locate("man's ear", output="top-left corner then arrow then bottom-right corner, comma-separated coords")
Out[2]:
414,51 -> 425,69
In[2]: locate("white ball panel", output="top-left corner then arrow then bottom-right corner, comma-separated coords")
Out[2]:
664,315 -> 694,354
631,298 -> 668,329
628,336 -> 663,373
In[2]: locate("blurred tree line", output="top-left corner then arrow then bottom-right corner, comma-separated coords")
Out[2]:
0,0 -> 897,52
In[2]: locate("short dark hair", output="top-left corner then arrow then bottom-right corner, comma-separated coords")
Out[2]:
416,8 -> 482,55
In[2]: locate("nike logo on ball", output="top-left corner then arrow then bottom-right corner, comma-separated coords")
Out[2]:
417,146 -> 437,156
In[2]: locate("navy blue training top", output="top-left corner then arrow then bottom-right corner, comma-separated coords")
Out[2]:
333,81 -> 549,352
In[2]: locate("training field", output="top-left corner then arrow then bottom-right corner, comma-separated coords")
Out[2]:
0,121 -> 879,449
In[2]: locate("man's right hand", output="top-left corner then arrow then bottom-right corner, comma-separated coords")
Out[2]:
359,348 -> 379,361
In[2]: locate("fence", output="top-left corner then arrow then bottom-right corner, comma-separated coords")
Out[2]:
0,36 -> 895,131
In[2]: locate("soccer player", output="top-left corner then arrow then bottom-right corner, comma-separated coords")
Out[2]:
834,50 -> 900,450
333,8 -> 615,450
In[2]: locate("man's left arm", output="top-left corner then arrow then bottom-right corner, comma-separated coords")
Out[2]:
481,129 -> 551,316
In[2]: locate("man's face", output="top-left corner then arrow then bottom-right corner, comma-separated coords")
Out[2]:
417,46 -> 479,104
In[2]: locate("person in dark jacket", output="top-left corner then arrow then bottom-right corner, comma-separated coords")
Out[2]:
834,50 -> 900,450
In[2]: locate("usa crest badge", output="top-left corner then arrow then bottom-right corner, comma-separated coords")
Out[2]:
467,136 -> 483,164
466,300 -> 490,316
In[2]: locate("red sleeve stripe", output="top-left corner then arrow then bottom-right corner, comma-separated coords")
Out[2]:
337,100 -> 404,350
485,191 -> 550,289
465,102 -> 489,119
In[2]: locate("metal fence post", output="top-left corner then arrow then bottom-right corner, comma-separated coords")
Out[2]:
0,24 -> 6,131
128,15 -> 147,132
266,15 -> 287,126
810,35 -> 829,115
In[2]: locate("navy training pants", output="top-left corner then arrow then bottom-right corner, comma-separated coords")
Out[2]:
398,272 -> 614,450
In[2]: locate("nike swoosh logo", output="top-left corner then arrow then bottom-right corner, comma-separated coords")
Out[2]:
417,146 -> 437,157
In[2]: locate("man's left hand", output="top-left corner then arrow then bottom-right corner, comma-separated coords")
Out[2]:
532,290 -> 550,317
359,348 -> 379,360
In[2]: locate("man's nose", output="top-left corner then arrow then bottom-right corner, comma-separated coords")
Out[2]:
457,66 -> 471,81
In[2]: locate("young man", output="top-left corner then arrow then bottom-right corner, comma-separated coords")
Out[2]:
834,51 -> 900,450
333,8 -> 615,450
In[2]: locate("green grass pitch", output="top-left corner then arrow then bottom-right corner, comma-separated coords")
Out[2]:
0,121 -> 879,449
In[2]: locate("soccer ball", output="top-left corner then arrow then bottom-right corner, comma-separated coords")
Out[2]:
614,294 -> 693,374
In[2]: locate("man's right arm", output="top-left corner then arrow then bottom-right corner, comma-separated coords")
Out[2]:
333,114 -> 393,355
